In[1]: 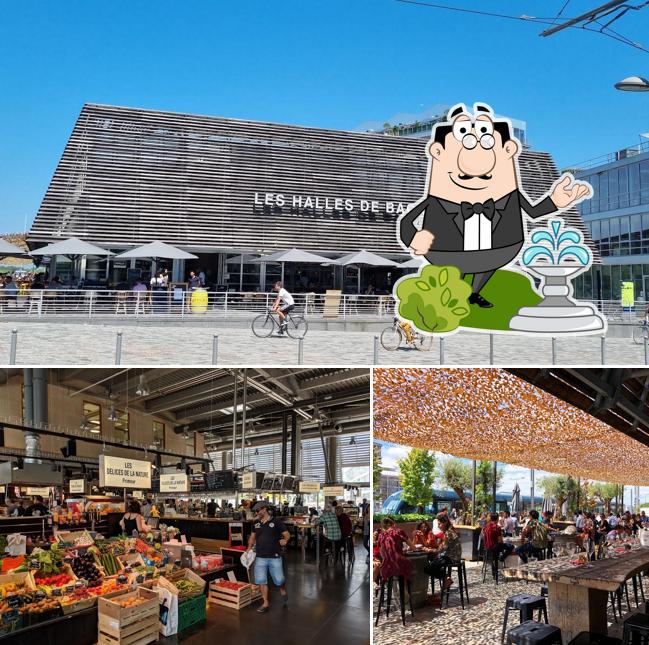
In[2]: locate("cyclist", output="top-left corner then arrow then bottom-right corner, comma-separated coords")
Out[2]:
272,281 -> 295,335
395,317 -> 415,343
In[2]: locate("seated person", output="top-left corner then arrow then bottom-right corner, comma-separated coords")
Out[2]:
515,509 -> 549,563
424,514 -> 462,591
411,521 -> 438,550
483,512 -> 515,562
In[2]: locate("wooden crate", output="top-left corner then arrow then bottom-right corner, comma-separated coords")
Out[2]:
208,581 -> 261,610
0,571 -> 35,597
98,586 -> 159,644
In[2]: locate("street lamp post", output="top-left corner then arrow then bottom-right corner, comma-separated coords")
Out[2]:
614,76 -> 649,92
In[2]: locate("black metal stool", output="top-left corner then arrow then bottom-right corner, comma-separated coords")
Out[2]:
374,575 -> 414,627
440,559 -> 470,610
502,594 -> 549,643
568,632 -> 623,644
506,620 -> 562,645
622,612 -> 649,644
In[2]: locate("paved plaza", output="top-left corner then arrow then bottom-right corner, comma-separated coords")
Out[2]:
374,561 -> 633,645
0,320 -> 646,365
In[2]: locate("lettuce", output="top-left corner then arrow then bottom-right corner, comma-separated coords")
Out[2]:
395,264 -> 471,333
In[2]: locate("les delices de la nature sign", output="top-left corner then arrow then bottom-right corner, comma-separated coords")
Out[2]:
159,473 -> 190,493
99,455 -> 152,489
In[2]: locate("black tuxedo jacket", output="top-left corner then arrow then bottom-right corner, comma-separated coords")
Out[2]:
399,189 -> 557,252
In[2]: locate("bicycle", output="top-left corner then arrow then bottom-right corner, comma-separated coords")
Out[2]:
251,308 -> 308,339
379,319 -> 433,351
633,318 -> 649,345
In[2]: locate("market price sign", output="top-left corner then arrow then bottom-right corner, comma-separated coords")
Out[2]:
159,473 -> 189,493
241,472 -> 255,490
298,481 -> 320,494
26,486 -> 50,497
99,455 -> 151,490
69,479 -> 86,494
323,485 -> 345,498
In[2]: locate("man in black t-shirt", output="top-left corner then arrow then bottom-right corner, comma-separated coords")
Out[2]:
24,495 -> 49,517
206,499 -> 218,518
247,501 -> 290,613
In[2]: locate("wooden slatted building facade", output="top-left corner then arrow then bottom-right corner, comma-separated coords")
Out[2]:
28,103 -> 597,288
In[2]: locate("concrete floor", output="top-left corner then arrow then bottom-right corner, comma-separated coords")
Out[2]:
165,546 -> 370,645
1,320 -> 647,366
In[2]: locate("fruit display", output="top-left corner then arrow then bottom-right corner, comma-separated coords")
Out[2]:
213,580 -> 248,590
32,573 -> 73,588
70,552 -> 103,586
114,595 -> 148,608
18,598 -> 63,625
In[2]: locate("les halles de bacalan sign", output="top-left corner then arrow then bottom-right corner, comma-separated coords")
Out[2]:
253,192 -> 412,220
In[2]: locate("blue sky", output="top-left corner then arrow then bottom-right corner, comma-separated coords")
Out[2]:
376,440 -> 647,508
1,1 -> 648,231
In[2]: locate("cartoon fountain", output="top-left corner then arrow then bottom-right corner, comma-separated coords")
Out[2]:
509,219 -> 606,333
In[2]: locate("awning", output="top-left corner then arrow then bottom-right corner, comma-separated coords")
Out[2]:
0,239 -> 28,256
114,241 -> 197,260
336,250 -> 399,267
373,368 -> 649,485
252,248 -> 335,264
30,237 -> 113,257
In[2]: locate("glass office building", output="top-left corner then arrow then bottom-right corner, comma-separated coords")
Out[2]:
572,144 -> 649,301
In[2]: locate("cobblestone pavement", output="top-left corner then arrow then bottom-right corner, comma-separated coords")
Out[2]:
0,321 -> 646,365
374,561 -> 634,645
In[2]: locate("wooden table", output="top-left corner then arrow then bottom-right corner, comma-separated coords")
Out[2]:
504,548 -> 649,643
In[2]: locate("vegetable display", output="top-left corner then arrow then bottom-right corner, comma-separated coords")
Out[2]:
175,578 -> 204,599
70,553 -> 102,586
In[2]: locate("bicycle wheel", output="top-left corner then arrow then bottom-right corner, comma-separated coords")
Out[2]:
414,333 -> 434,351
286,316 -> 308,339
251,314 -> 275,338
633,325 -> 647,345
380,326 -> 402,351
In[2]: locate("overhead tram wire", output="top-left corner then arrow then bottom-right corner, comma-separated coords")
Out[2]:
394,0 -> 565,25
395,0 -> 649,54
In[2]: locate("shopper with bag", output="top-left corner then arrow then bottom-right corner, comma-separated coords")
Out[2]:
247,501 -> 290,613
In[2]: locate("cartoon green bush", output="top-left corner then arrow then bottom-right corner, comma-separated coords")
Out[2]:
395,265 -> 471,333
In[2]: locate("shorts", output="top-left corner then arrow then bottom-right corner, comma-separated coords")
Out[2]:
280,304 -> 295,314
254,556 -> 285,586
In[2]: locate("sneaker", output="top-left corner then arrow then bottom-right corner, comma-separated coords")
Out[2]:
257,605 -> 269,613
281,593 -> 288,606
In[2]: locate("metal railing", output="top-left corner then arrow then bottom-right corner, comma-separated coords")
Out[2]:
0,289 -> 396,320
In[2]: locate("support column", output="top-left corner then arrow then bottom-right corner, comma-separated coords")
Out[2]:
231,370 -> 238,470
290,412 -> 299,476
326,436 -> 337,485
471,460 -> 476,524
281,412 -> 288,474
28,368 -> 47,463
492,461 -> 497,513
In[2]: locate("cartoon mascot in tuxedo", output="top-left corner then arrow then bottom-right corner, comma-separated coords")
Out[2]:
398,102 -> 591,308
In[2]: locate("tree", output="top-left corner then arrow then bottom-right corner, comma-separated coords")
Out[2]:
591,482 -> 623,514
440,457 -> 472,512
475,461 -> 503,514
539,475 -> 570,518
373,444 -> 382,502
397,449 -> 437,513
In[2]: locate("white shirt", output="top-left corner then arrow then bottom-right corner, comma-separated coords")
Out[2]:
278,288 -> 294,306
464,214 -> 492,251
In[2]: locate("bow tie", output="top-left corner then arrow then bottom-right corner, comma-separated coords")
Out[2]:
460,198 -> 496,220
